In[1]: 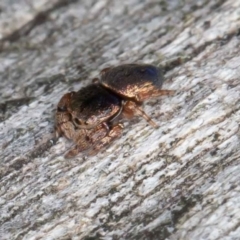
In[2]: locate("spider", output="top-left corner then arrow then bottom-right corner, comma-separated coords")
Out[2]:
56,64 -> 173,158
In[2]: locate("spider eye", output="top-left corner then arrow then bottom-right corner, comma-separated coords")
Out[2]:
57,106 -> 67,112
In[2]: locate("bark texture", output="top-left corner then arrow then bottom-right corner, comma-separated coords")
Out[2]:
0,0 -> 240,239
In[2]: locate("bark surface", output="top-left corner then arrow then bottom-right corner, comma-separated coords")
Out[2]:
0,0 -> 240,239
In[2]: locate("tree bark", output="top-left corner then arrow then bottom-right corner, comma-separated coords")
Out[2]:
0,0 -> 240,239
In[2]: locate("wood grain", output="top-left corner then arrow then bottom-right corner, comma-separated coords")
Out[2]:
0,0 -> 240,239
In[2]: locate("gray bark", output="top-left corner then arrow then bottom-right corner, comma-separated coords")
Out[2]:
0,0 -> 240,239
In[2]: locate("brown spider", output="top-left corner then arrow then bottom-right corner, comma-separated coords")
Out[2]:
56,64 -> 173,158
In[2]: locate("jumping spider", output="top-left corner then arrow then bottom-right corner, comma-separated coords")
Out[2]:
56,64 -> 173,158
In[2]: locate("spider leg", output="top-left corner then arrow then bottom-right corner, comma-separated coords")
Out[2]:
122,101 -> 158,128
135,89 -> 175,101
88,123 -> 123,156
64,123 -> 109,158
